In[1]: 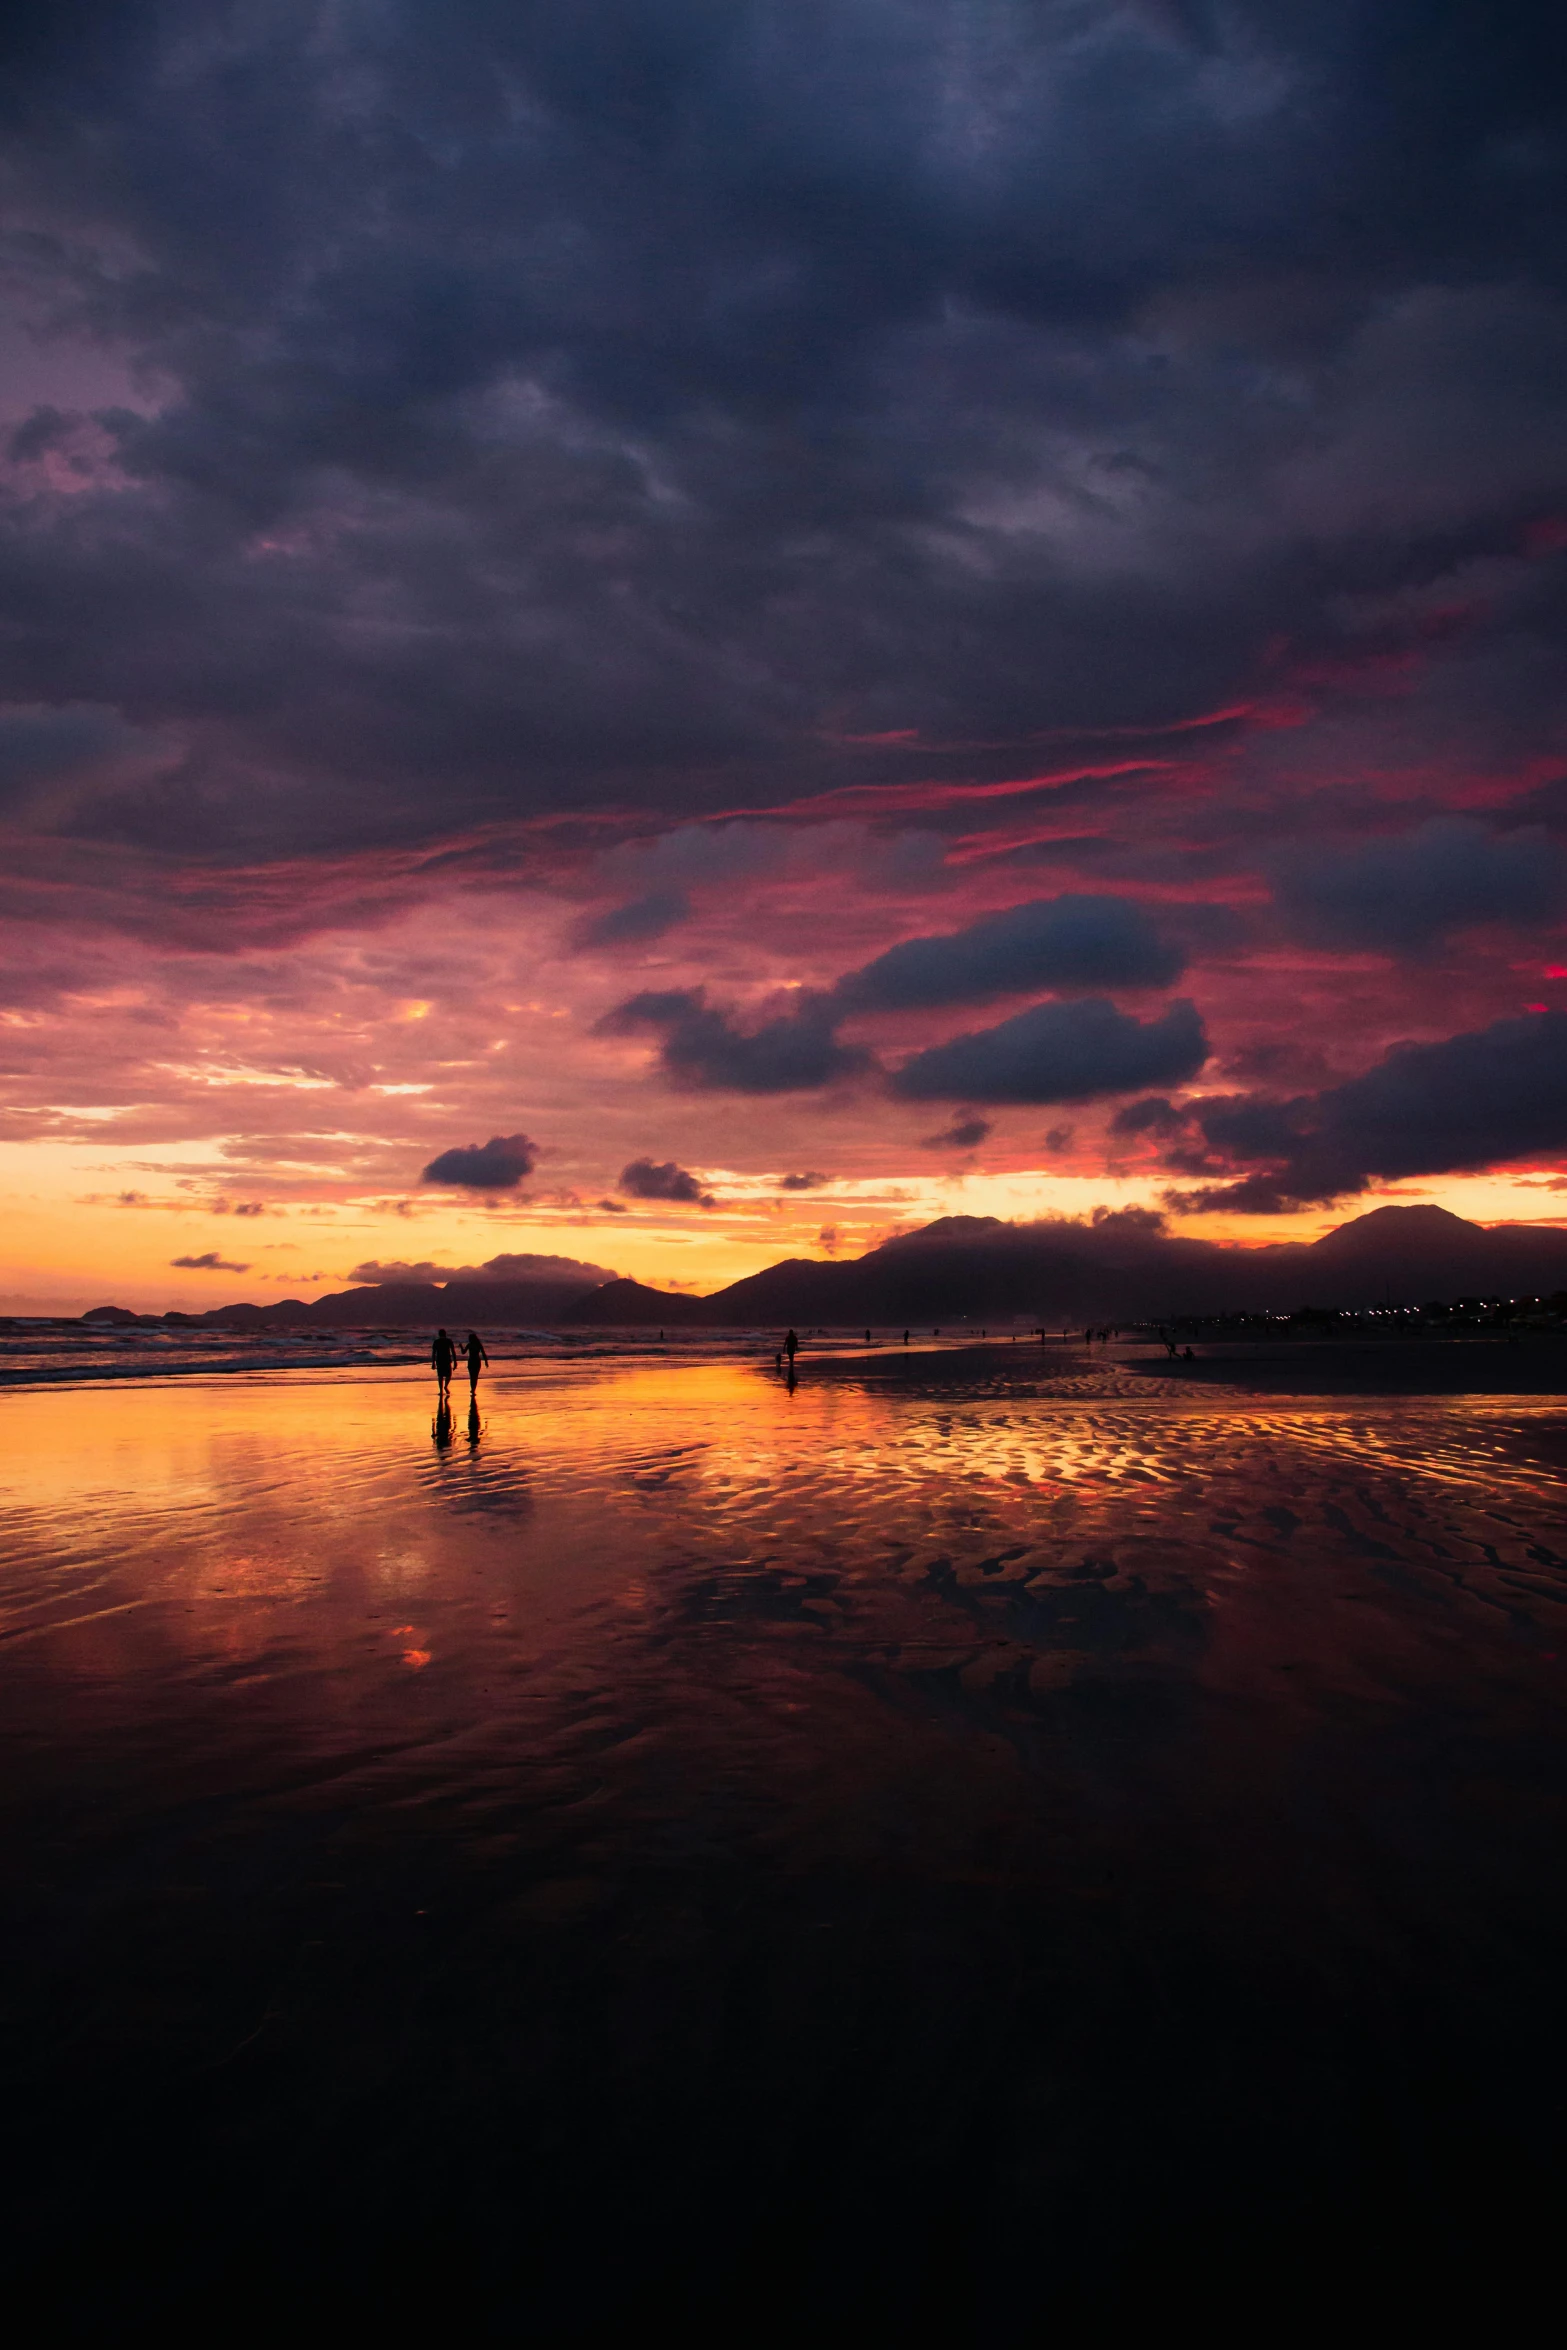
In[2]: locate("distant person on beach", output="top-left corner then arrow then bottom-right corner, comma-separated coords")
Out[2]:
464,1329 -> 489,1391
785,1328 -> 799,1365
432,1327 -> 457,1395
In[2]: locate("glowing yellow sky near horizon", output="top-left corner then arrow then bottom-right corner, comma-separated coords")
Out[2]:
4,1135 -> 1563,1314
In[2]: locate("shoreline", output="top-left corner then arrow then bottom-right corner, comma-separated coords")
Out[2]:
3,1329 -> 1566,1398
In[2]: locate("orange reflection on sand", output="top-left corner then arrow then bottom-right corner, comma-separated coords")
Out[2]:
6,1354 -> 1565,1759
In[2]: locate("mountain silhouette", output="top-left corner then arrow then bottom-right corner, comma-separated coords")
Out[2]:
561,1279 -> 709,1326
83,1203 -> 1567,1331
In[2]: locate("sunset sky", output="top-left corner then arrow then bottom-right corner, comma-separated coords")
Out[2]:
3,2 -> 1566,1311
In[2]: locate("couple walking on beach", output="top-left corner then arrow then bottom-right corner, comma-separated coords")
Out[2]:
433,1326 -> 488,1397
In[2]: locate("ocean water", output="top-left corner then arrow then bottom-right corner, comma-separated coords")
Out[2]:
0,1317 -> 797,1387
3,1345 -> 1566,2325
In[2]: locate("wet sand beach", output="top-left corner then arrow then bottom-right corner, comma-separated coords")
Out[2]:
4,1341 -> 1566,2327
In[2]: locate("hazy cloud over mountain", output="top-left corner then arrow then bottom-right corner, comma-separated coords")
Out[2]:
348,1253 -> 614,1287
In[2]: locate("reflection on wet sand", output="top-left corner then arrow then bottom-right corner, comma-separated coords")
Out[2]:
2,1348 -> 1566,2326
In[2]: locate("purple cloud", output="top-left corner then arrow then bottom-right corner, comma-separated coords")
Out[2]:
1166,1010 -> 1567,1211
421,1134 -> 538,1191
601,991 -> 871,1094
619,1158 -> 714,1207
892,999 -> 1210,1105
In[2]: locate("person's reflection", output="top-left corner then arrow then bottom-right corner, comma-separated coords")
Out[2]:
467,1396 -> 482,1447
785,1362 -> 797,1395
432,1395 -> 454,1449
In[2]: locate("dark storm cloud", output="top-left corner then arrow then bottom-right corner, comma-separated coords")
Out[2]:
834,895 -> 1184,1012
618,1157 -> 714,1207
601,989 -> 872,1092
1,3 -> 1565,880
1272,818 -> 1567,953
892,997 -> 1209,1104
420,1133 -> 539,1190
1165,1011 -> 1567,1211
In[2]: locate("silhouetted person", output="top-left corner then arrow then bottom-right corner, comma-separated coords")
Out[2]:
1183,1345 -> 1195,1361
865,1329 -> 871,1344
465,1329 -> 489,1391
903,1329 -> 910,1344
784,1328 -> 799,1365
432,1326 -> 456,1395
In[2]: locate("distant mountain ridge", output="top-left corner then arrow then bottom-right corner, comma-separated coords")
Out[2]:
82,1203 -> 1567,1330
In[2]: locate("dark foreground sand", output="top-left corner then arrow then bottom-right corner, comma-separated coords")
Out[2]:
2,1348 -> 1565,2328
